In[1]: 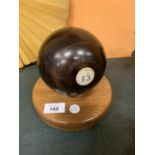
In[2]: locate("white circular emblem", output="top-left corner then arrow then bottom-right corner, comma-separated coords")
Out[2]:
69,104 -> 80,114
76,67 -> 95,86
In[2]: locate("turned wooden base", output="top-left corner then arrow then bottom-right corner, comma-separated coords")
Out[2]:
32,76 -> 112,131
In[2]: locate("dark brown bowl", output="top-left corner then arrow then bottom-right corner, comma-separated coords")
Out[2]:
38,27 -> 106,96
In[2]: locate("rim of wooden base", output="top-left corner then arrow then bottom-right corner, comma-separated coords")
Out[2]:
32,76 -> 112,131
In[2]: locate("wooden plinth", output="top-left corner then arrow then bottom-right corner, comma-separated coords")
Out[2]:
32,76 -> 112,131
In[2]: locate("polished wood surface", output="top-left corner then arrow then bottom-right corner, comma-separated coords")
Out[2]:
38,27 -> 106,97
32,76 -> 112,131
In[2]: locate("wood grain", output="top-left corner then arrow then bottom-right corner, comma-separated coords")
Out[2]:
32,76 -> 112,131
19,0 -> 69,68
19,57 -> 24,68
20,35 -> 36,62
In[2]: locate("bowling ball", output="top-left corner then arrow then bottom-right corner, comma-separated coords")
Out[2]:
38,27 -> 106,97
